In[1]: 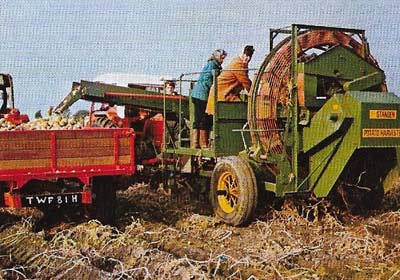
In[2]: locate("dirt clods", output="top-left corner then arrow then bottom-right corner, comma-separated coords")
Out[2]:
1,184 -> 400,279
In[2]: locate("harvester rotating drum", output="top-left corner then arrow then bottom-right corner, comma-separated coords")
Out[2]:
248,29 -> 387,156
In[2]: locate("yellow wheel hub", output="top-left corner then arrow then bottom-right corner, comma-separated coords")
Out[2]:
217,171 -> 239,213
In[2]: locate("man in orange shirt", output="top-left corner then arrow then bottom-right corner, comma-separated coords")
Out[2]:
206,45 -> 254,115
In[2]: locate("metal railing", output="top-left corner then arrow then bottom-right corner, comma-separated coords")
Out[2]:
161,67 -> 258,154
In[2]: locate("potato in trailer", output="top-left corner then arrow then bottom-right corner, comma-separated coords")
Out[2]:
0,128 -> 135,224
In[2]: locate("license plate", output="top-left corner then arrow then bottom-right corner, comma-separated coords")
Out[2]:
22,193 -> 82,207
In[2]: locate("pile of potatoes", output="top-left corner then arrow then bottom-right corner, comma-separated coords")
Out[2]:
0,115 -> 86,131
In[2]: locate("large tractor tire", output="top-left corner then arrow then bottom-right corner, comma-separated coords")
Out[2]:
91,176 -> 117,225
210,156 -> 258,226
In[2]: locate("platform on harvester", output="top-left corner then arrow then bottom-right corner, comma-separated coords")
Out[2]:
164,100 -> 250,158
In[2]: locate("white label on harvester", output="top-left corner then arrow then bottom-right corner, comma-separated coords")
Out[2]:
362,128 -> 400,138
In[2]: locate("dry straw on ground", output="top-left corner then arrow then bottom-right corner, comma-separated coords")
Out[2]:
1,183 -> 400,279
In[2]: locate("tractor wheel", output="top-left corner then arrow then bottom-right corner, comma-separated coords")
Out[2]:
210,156 -> 258,226
91,176 -> 117,225
92,116 -> 118,128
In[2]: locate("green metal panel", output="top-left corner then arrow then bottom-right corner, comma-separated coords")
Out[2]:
302,46 -> 383,80
347,91 -> 400,148
302,93 -> 360,197
297,46 -> 385,113
309,132 -> 357,197
214,102 -> 250,156
344,72 -> 385,91
166,101 -> 249,159
302,94 -> 358,152
216,102 -> 248,120
69,80 -> 190,118
291,24 -> 300,192
302,74 -> 320,108
302,91 -> 400,197
164,146 -> 215,158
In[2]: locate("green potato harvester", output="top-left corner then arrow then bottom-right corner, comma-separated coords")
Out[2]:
54,24 -> 400,226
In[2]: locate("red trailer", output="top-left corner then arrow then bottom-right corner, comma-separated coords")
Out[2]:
0,128 -> 135,223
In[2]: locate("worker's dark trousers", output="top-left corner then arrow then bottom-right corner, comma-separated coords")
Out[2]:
192,97 -> 212,130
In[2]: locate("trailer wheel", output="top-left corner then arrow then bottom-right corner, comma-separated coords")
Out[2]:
210,156 -> 258,226
92,176 -> 116,225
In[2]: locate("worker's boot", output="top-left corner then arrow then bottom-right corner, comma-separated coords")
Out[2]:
192,129 -> 200,149
200,129 -> 209,149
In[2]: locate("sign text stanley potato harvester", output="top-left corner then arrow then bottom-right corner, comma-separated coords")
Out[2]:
4,24 -> 400,225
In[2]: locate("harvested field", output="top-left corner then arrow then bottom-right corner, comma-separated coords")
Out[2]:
1,183 -> 400,279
